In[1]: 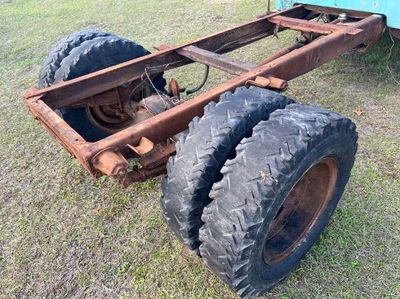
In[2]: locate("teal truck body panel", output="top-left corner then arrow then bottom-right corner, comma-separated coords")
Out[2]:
276,0 -> 400,29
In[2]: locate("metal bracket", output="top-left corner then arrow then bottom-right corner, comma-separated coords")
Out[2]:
92,148 -> 129,176
245,76 -> 288,90
127,137 -> 155,156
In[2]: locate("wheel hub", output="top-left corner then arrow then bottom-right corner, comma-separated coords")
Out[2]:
263,157 -> 338,265
86,104 -> 134,133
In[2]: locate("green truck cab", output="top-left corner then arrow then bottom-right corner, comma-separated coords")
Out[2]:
276,0 -> 400,29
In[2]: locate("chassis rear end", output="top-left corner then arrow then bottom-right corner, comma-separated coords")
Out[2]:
23,4 -> 386,297
24,5 -> 383,184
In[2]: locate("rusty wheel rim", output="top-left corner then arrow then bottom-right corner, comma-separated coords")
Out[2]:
263,157 -> 338,266
86,105 -> 133,133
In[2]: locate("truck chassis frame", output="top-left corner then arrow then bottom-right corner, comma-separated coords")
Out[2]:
24,5 -> 385,186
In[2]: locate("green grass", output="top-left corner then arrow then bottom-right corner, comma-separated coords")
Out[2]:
0,0 -> 399,297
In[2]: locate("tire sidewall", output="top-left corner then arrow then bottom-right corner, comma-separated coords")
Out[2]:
248,131 -> 356,293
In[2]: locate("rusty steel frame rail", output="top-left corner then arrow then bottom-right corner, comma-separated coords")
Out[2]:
24,6 -> 384,180
25,6 -> 310,109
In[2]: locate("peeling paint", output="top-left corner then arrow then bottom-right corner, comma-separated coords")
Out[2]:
276,0 -> 400,29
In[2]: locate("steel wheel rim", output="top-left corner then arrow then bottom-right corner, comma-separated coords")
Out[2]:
263,157 -> 338,266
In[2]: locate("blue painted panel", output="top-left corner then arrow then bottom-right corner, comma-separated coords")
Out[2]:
276,0 -> 400,29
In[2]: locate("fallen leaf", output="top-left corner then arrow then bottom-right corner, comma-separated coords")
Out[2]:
353,109 -> 365,116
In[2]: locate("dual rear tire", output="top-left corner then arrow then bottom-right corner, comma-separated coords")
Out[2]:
161,87 -> 294,250
161,87 -> 357,297
38,30 -> 165,141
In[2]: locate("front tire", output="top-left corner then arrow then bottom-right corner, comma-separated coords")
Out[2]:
199,104 -> 358,297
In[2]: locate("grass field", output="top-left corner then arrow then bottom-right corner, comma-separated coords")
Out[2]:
1,0 -> 399,298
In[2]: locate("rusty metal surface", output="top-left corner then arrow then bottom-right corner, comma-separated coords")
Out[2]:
177,46 -> 256,75
85,15 -> 384,159
154,44 -> 172,51
24,6 -> 309,109
268,15 -> 361,35
126,137 -> 154,156
65,89 -> 121,108
245,76 -> 288,90
120,165 -> 167,187
139,143 -> 176,169
168,79 -> 181,100
24,88 -> 92,173
24,9 -> 385,183
302,4 -> 372,19
91,148 -> 129,177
